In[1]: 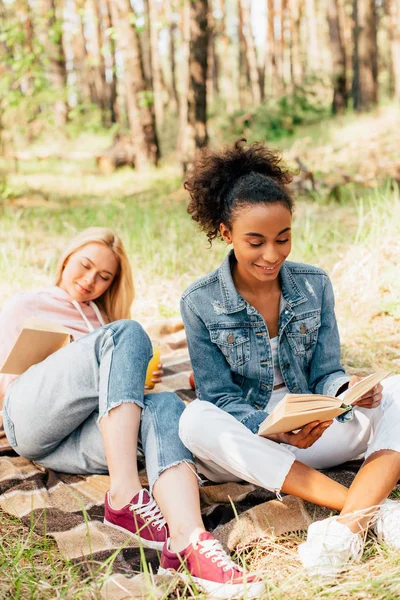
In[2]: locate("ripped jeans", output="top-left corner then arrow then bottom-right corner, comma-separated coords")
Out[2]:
3,320 -> 194,491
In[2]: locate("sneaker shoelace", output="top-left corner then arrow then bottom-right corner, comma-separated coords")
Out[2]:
195,538 -> 244,573
130,497 -> 167,531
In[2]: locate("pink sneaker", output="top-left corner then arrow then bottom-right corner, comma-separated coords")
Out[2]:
159,531 -> 265,599
104,489 -> 168,551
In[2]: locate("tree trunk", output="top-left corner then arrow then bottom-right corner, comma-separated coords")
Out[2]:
238,0 -> 250,107
305,0 -> 319,72
352,0 -> 378,111
103,0 -> 119,123
387,0 -> 400,99
206,0 -> 219,107
164,0 -> 179,113
327,0 -> 347,113
90,0 -> 107,121
41,0 -> 68,126
72,0 -> 91,105
110,0 -> 160,168
238,0 -> 261,105
148,0 -> 164,127
219,0 -> 236,113
265,0 -> 280,97
181,0 -> 208,172
289,0 -> 303,87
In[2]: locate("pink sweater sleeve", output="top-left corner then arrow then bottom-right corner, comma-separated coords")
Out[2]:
0,293 -> 37,402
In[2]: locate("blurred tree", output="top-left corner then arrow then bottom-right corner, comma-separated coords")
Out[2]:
327,0 -> 348,113
41,0 -> 68,126
206,0 -> 219,107
265,0 -> 281,96
305,0 -> 320,72
148,0 -> 164,127
181,0 -> 208,172
238,0 -> 261,105
164,0 -> 179,113
89,0 -> 107,122
289,0 -> 303,88
352,0 -> 378,111
103,0 -> 119,123
387,0 -> 400,99
110,0 -> 159,168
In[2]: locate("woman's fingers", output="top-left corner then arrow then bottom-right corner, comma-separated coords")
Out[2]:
354,383 -> 383,408
285,420 -> 332,448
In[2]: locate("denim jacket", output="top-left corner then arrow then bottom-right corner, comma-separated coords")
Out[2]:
180,251 -> 350,434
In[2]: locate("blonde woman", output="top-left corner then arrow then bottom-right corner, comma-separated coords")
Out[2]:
0,227 -> 263,600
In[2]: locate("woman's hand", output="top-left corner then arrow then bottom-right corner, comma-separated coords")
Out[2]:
144,362 -> 164,389
266,420 -> 333,449
349,375 -> 383,409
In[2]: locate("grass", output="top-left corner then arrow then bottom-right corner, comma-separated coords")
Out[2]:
1,104 -> 400,598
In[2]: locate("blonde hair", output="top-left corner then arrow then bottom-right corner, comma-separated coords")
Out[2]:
55,227 -> 134,322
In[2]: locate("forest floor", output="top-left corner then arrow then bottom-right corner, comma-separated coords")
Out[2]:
0,103 -> 400,598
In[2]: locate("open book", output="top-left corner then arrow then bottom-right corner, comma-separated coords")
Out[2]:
0,318 -> 72,375
258,369 -> 391,436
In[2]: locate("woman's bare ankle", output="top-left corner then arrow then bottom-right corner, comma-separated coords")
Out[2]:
109,485 -> 142,510
169,526 -> 205,553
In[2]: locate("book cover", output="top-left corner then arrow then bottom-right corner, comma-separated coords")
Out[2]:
0,318 -> 72,375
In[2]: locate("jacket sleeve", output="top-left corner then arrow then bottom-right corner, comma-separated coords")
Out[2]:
308,275 -> 350,397
180,296 -> 266,433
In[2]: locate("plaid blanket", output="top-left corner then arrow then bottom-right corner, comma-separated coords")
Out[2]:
0,325 -> 398,599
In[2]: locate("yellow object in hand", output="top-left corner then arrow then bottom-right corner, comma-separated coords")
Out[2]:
145,346 -> 161,389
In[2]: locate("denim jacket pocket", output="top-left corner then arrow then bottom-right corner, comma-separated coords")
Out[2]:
210,327 -> 251,368
285,312 -> 320,356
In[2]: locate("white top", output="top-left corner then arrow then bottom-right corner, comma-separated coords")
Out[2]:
270,336 -> 284,387
266,336 -> 290,413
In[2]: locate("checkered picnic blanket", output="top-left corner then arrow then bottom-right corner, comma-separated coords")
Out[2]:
0,323 -> 390,599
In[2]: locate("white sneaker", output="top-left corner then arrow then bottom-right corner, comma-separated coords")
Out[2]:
298,517 -> 364,577
373,499 -> 400,549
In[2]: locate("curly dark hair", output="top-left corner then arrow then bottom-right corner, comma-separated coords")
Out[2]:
184,139 -> 293,244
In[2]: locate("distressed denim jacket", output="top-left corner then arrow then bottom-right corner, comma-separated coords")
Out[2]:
181,251 -> 350,434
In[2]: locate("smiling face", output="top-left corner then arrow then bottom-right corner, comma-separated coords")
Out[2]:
220,202 -> 292,288
59,242 -> 119,303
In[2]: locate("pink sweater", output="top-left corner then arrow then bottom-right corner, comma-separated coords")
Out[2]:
0,286 -> 106,401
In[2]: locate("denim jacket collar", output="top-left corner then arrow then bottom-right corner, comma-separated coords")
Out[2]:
218,250 -> 307,314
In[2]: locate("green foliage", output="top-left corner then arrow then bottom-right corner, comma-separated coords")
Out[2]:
219,81 -> 331,143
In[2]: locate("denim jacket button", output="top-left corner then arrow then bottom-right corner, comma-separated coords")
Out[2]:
227,333 -> 235,344
284,363 -> 290,369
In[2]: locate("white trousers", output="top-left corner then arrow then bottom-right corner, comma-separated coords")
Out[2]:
179,375 -> 400,494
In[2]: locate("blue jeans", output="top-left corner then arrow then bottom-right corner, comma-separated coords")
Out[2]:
3,320 -> 194,491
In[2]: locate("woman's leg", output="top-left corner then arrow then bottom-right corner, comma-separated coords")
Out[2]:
139,392 -> 203,551
337,376 -> 400,532
179,400 -> 348,510
4,319 -> 151,474
143,392 -> 265,598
